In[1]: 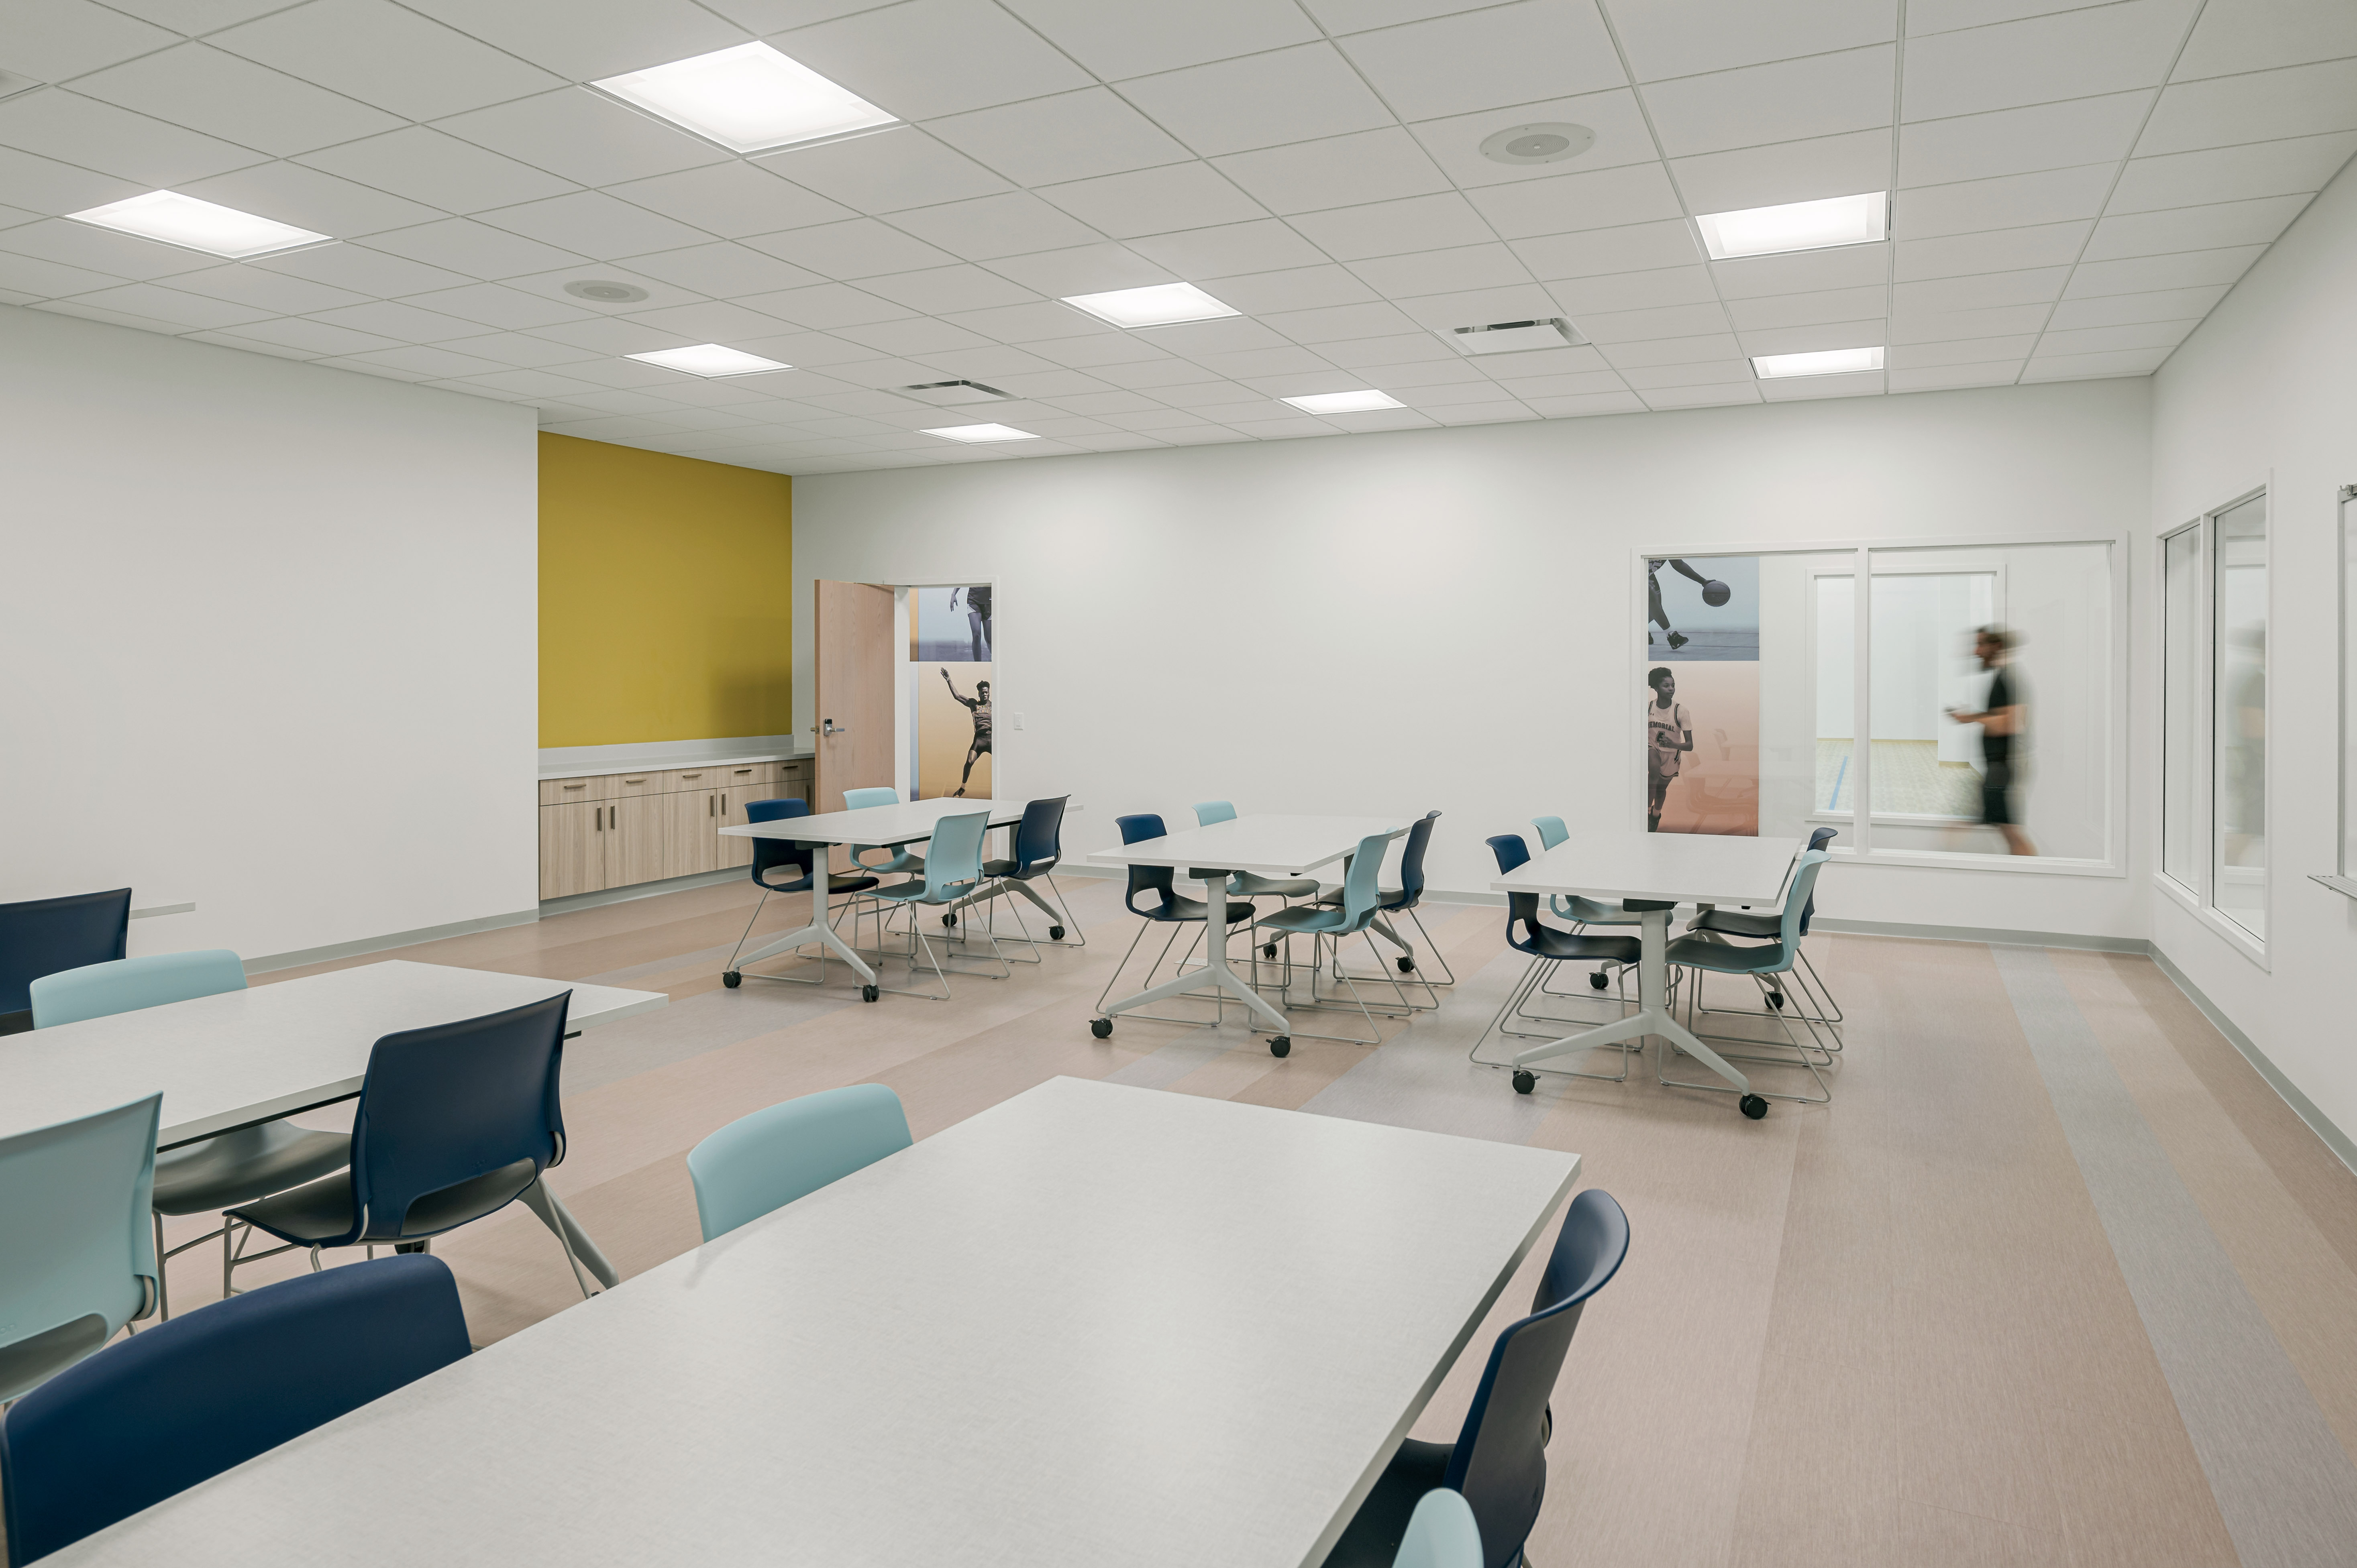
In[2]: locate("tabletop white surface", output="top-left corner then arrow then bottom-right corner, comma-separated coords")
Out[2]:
0,961 -> 667,1148
719,796 -> 1043,846
1495,831 -> 1802,907
1089,815 -> 1411,879
50,1077 -> 1579,1568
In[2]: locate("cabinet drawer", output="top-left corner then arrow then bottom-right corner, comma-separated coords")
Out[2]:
609,769 -> 665,798
539,775 -> 614,806
714,760 -> 768,795
769,759 -> 812,788
663,766 -> 724,793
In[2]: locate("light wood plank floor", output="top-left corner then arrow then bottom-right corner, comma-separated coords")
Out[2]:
157,874 -> 2357,1568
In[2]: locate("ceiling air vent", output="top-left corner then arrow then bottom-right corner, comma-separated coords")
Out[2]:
1442,318 -> 1586,355
902,379 -> 1011,405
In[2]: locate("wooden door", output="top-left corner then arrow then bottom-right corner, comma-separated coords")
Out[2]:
813,580 -> 896,813
538,802 -> 607,900
606,794 -> 668,888
716,786 -> 755,869
664,789 -> 720,879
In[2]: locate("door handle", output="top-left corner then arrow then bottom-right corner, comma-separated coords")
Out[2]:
822,719 -> 850,735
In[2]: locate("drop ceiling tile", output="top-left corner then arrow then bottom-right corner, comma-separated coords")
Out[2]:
2136,58 -> 2357,156
528,316 -> 701,355
618,241 -> 823,296
736,280 -> 920,329
1405,89 -> 1661,190
1623,358 -> 1757,389
1043,388 -> 1169,417
1089,353 -> 1221,386
1724,283 -> 1890,329
1641,46 -> 1895,159
1510,219 -> 1704,279
1493,367 -> 1624,396
2035,317 -> 2198,355
926,89 -> 1193,187
307,299 -> 488,342
1894,221 -> 2091,280
0,145 -> 141,215
1709,243 -> 1891,298
1338,1 -> 1626,122
1545,263 -> 1718,315
1388,281 -> 1563,328
1568,299 -> 1733,342
1349,242 -> 1533,296
475,192 -> 711,261
59,281 -> 275,330
885,192 -> 1102,261
1035,162 -> 1267,238
0,90 -> 267,187
1131,316 -> 1292,356
4,1 -> 177,81
1398,379 -> 1538,410
177,163 -> 445,242
1886,301 -> 2053,340
72,44 -> 407,159
2110,132 -> 2357,214
1288,193 -> 1496,261
1121,45 -> 1395,160
1735,318 -> 1888,356
618,301 -> 801,342
1669,127 -> 1893,212
2172,0 -> 2357,81
1896,92 -> 2153,187
938,298 -> 1110,342
209,0 -> 564,123
1906,0 -> 2198,121
983,242 -> 1173,297
1148,378 -> 1262,407
1527,389 -> 1648,415
33,297 -> 193,334
1607,0 -> 1897,82
999,0 -> 1320,80
343,343 -> 511,378
1643,381 -> 1762,408
1888,361 -> 2022,391
1014,330 -> 1176,365
491,263 -> 705,316
249,241 -> 476,295
395,0 -> 749,83
161,263 -> 370,315
1123,220 -> 1323,280
598,165 -> 850,240
297,126 -> 576,214
0,216 -> 211,281
2060,244 -> 2267,297
1887,333 -> 2039,367
0,204 -> 35,230
2043,283 -> 2226,328
449,368 -> 610,397
2019,345 -> 2172,379
1259,300 -> 1422,342
1465,161 -> 1684,239
756,128 -> 1013,214
1890,266 -> 2067,314
1204,263 -> 1381,313
1597,332 -> 1741,367
544,386 -> 692,413
434,91 -> 730,189
729,329 -> 912,368
1896,163 -> 2115,236
907,344 -> 1063,378
365,218 -> 587,279
183,328 -> 321,359
745,218 -> 959,280
1315,330 -> 1462,365
2083,193 -> 2312,261
774,0 -> 1092,120
856,262 -> 1038,313
436,330 -> 603,368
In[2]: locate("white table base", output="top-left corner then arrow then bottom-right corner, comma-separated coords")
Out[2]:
1510,908 -> 1755,1102
1095,874 -> 1298,1053
727,892 -> 880,998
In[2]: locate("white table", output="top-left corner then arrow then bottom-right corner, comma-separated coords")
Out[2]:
1492,831 -> 1799,1115
719,797 -> 1048,999
1089,815 -> 1409,1055
0,960 -> 667,1288
46,1077 -> 1579,1568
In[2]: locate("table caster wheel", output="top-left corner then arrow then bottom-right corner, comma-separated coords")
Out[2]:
1397,955 -> 1416,973
1740,1094 -> 1768,1120
1512,1069 -> 1537,1095
1269,1036 -> 1291,1058
942,912 -> 957,928
1091,1017 -> 1113,1039
1766,991 -> 1785,1010
1588,971 -> 1609,990
862,984 -> 880,1003
1050,925 -> 1066,941
722,971 -> 741,988
1262,943 -> 1278,959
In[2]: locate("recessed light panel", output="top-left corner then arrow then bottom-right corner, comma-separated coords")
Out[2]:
1282,389 -> 1405,414
593,42 -> 898,155
1695,193 -> 1886,261
626,344 -> 792,377
922,424 -> 1039,443
1752,346 -> 1884,379
66,191 -> 330,259
1442,318 -> 1584,356
1062,283 -> 1239,330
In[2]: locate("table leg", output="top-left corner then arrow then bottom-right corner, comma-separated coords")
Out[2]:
730,892 -> 878,987
1511,909 -> 1752,1096
1097,866 -> 1296,1053
517,1179 -> 618,1291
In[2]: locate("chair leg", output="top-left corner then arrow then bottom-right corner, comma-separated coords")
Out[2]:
153,1212 -> 170,1322
530,1176 -> 598,1301
1040,874 -> 1087,946
722,888 -> 770,973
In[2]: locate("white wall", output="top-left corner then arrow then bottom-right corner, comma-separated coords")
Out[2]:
2149,155 -> 2357,1146
0,304 -> 539,964
793,376 -> 2151,938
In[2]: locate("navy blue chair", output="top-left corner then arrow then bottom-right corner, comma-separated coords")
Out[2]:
1687,827 -> 1842,1027
1469,836 -> 1645,1087
722,797 -> 881,992
226,993 -> 595,1296
961,794 -> 1084,955
0,1255 -> 469,1564
1091,813 -> 1258,1031
1318,810 -> 1454,1000
1324,1190 -> 1631,1568
0,888 -> 130,1034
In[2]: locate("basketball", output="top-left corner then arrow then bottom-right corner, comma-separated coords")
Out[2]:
1702,579 -> 1731,606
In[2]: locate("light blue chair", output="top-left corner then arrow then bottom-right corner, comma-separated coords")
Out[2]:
867,808 -> 1006,998
31,951 -> 350,1320
1192,801 -> 1318,901
843,786 -> 925,879
1662,850 -> 1834,1107
1396,1490 -> 1482,1568
1253,831 -> 1415,1045
688,1084 -> 912,1243
0,1095 -> 160,1403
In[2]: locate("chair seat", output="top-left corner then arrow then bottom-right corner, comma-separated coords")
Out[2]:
1233,872 -> 1317,898
1257,903 -> 1356,936
980,857 -> 1054,880
757,868 -> 879,895
1320,1438 -> 1454,1568
869,877 -> 979,906
1136,894 -> 1259,925
1690,908 -> 1780,939
1557,895 -> 1642,925
1516,927 -> 1643,963
153,1122 -> 351,1217
0,1313 -> 112,1406
1665,934 -> 1791,974
232,1157 -> 539,1248
1317,886 -> 1417,912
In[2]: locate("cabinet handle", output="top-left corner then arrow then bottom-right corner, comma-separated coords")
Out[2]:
708,796 -> 714,817
563,782 -> 585,791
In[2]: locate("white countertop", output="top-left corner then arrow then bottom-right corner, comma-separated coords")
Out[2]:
1089,815 -> 1411,879
538,749 -> 809,782
1495,831 -> 1801,907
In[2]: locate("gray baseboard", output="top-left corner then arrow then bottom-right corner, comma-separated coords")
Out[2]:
246,907 -> 540,975
539,867 -> 744,916
2147,945 -> 2357,1179
1809,916 -> 2150,953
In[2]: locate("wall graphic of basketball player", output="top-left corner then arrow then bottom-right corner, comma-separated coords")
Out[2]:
940,667 -> 991,797
1648,558 -> 1731,650
1646,666 -> 1694,832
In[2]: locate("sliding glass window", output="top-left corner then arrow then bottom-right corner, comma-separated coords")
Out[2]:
2161,526 -> 2201,890
2213,494 -> 2268,938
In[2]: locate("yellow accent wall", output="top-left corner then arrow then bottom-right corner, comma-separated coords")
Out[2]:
538,434 -> 792,747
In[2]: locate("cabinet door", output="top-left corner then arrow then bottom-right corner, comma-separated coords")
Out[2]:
539,802 -> 607,900
717,788 -> 756,869
606,794 -> 669,888
665,789 -> 720,879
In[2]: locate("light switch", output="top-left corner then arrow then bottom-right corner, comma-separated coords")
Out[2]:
1012,712 -> 1026,730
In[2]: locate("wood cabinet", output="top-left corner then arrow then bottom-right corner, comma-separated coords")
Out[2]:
540,776 -> 611,807
538,800 -> 607,900
666,789 -> 720,878
608,795 -> 667,887
716,786 -> 755,869
537,755 -> 807,901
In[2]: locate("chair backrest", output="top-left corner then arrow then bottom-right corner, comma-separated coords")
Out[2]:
349,993 -> 570,1242
1799,828 -> 1836,934
31,949 -> 247,1029
1395,1489 -> 1483,1568
1116,813 -> 1174,910
1486,834 -> 1543,939
921,810 -> 993,899
745,797 -> 816,883
1013,795 -> 1068,873
1444,1189 -> 1630,1568
0,1096 -> 159,1403
1395,811 -> 1440,907
1775,851 -> 1831,950
1335,831 -> 1393,925
0,888 -> 131,1017
843,786 -> 900,809
0,1255 -> 470,1564
687,1083 -> 913,1243
1193,800 -> 1237,826
1530,817 -> 1568,851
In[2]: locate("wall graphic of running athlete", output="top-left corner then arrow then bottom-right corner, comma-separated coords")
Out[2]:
940,667 -> 991,797
1639,554 -> 1760,835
